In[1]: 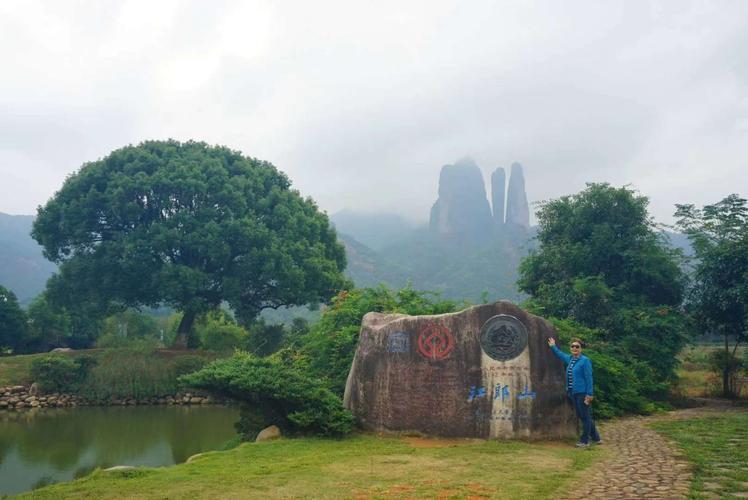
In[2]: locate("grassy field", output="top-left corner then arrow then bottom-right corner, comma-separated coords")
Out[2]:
651,412 -> 748,499
675,345 -> 747,399
20,434 -> 602,499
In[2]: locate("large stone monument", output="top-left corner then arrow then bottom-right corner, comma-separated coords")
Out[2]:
343,301 -> 577,439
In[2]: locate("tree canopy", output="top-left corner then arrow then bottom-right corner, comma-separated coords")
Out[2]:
518,183 -> 689,403
519,183 -> 684,320
675,194 -> 748,397
33,140 -> 348,347
0,285 -> 27,353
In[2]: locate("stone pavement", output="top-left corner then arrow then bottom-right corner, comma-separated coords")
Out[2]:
563,403 -> 741,500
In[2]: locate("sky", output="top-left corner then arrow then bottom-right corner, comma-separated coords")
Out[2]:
1,0 -> 746,225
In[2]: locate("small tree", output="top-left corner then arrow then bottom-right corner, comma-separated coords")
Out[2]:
675,194 -> 748,398
32,140 -> 348,348
0,285 -> 28,354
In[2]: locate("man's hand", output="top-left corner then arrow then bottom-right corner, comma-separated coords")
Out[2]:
547,337 -> 556,347
584,395 -> 593,405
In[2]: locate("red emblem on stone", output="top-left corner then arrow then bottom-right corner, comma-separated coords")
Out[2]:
417,323 -> 455,360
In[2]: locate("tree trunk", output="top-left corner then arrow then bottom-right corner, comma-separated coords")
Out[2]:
172,310 -> 197,350
723,334 -> 731,398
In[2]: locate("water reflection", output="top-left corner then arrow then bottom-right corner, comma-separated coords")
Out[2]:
0,405 -> 239,496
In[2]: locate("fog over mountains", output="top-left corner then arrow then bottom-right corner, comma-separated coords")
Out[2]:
0,158 -> 692,307
332,158 -> 536,302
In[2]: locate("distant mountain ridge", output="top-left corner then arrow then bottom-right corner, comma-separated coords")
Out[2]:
0,212 -> 56,306
1,161 -> 694,308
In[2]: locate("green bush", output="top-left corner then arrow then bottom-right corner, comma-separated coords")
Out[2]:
549,317 -> 657,418
29,354 -> 83,393
172,355 -> 208,377
180,352 -> 353,440
244,319 -> 286,356
298,285 -> 462,395
196,311 -> 248,353
78,350 -> 179,400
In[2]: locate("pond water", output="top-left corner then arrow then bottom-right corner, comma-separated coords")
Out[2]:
0,405 -> 240,496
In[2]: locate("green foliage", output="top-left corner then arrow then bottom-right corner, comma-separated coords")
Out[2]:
78,350 -> 209,400
519,184 -> 690,415
102,309 -> 159,340
298,285 -> 463,395
25,293 -> 71,352
519,183 -> 684,314
29,354 -> 94,393
195,310 -> 248,353
675,194 -> 748,397
171,355 -> 208,377
0,285 -> 28,354
244,319 -> 286,356
32,140 -> 348,347
549,318 -> 653,418
180,352 -> 353,439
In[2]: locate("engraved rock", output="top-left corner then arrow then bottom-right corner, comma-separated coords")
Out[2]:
344,301 -> 576,439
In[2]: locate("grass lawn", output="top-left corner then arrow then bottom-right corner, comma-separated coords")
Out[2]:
650,412 -> 748,499
21,434 -> 602,499
0,353 -> 46,386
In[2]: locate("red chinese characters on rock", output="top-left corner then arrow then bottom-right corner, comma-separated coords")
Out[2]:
416,323 -> 455,360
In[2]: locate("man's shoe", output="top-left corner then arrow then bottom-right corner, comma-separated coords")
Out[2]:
592,439 -> 603,445
575,442 -> 590,448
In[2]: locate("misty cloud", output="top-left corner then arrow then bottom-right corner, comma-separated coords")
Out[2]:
0,0 -> 746,224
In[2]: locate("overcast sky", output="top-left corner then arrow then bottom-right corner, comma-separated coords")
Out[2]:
1,0 -> 746,225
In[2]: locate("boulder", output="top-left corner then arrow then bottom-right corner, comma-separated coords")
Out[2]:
255,425 -> 282,442
29,383 -> 39,396
344,301 -> 577,439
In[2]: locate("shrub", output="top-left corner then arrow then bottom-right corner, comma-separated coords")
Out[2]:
299,285 -> 462,395
549,317 -> 656,417
244,319 -> 286,356
29,354 -> 82,393
196,311 -> 248,353
172,355 -> 208,377
181,352 -> 353,440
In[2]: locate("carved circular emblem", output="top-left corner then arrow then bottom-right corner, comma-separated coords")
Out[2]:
479,314 -> 528,361
417,323 -> 455,360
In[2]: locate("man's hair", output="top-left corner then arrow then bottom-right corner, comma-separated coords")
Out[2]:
570,337 -> 584,347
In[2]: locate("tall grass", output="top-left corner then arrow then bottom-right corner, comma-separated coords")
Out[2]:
77,349 -> 211,401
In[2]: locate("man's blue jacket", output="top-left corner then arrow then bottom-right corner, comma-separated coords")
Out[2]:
550,345 -> 594,396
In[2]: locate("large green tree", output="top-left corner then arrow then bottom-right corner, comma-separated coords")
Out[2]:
518,183 -> 689,401
675,194 -> 748,397
0,285 -> 28,353
33,140 -> 347,348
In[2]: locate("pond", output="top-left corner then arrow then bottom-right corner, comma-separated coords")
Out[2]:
0,405 -> 240,496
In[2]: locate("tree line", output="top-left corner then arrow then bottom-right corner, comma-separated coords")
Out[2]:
0,141 -> 746,437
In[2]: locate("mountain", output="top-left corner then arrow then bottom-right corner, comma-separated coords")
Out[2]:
0,213 -> 56,306
337,232 -> 408,289
330,210 -> 417,251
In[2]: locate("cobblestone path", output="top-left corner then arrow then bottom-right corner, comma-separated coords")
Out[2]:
563,403 -> 740,500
